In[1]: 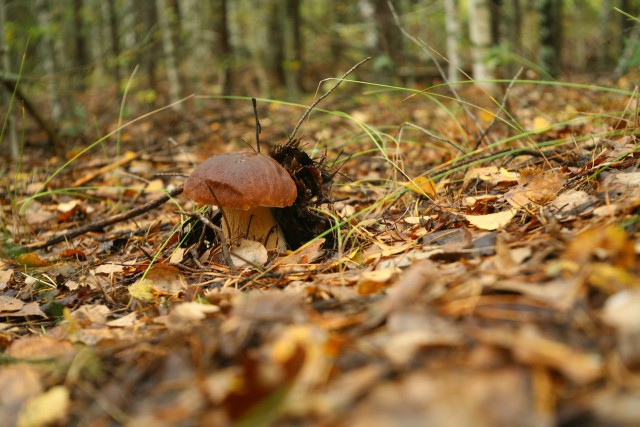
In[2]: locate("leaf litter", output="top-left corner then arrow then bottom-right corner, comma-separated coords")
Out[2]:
0,83 -> 639,426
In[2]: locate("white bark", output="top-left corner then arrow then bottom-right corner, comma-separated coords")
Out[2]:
443,0 -> 461,83
155,0 -> 182,108
35,0 -> 62,122
468,0 -> 496,92
358,0 -> 378,52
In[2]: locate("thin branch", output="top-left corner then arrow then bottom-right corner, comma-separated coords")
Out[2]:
181,211 -> 236,272
287,57 -> 371,144
26,185 -> 185,250
252,97 -> 261,153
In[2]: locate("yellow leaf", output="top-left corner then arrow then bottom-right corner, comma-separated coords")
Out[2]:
531,115 -> 552,132
404,176 -> 437,199
18,386 -> 69,427
129,279 -> 155,301
462,208 -> 517,230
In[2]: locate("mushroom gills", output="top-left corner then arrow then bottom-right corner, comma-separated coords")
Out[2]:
221,206 -> 287,251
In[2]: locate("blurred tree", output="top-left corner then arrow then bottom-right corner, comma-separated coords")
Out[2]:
469,0 -> 497,91
35,0 -> 62,123
138,0 -> 159,99
156,0 -> 182,107
373,0 -> 403,80
213,0 -> 233,96
0,0 -> 18,159
537,0 -> 562,78
443,0 -> 461,82
106,0 -> 122,84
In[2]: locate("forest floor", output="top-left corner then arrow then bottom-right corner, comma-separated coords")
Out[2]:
1,78 -> 640,426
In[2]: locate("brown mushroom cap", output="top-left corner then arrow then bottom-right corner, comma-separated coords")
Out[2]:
184,152 -> 297,209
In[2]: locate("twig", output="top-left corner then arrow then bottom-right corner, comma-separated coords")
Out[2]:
287,57 -> 371,144
26,185 -> 185,250
71,151 -> 140,187
252,97 -> 261,153
181,211 -> 236,272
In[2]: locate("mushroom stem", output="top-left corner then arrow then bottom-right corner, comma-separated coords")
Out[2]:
221,206 -> 288,251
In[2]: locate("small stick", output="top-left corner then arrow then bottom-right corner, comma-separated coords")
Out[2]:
182,211 -> 236,272
252,97 -> 261,153
287,57 -> 371,145
26,185 -> 185,250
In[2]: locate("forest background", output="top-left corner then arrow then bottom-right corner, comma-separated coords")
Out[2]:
2,0 -> 639,159
1,1 -> 640,426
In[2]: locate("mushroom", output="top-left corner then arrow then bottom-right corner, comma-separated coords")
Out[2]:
184,152 -> 297,251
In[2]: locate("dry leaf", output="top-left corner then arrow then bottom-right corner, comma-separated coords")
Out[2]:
15,253 -> 52,268
0,295 -> 24,313
464,166 -> 519,187
0,269 -> 13,291
504,169 -> 565,209
404,176 -> 437,199
530,115 -> 552,132
230,239 -> 268,268
144,264 -> 186,296
129,279 -> 155,301
548,189 -> 597,218
357,268 -> 399,295
18,386 -> 70,427
462,208 -> 517,230
0,366 -> 43,427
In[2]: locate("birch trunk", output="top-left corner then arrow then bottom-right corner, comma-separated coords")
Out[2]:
468,0 -> 496,92
443,0 -> 461,83
156,0 -> 182,108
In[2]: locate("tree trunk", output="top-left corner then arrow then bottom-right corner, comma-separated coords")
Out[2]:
139,0 -> 158,98
73,0 -> 87,85
183,0 -> 209,90
121,0 -> 136,77
285,0 -> 303,94
443,0 -> 461,82
156,0 -> 182,108
35,0 -> 62,123
105,0 -> 122,85
213,0 -> 233,96
0,0 -> 18,159
373,0 -> 403,80
268,0 -> 286,87
537,0 -> 562,78
469,0 -> 497,91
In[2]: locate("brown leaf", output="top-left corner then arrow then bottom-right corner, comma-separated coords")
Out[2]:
15,253 -> 52,268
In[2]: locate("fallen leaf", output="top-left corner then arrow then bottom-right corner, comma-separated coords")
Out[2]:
144,264 -> 186,296
0,269 -> 12,290
230,239 -> 268,268
548,189 -> 597,218
0,366 -> 43,427
357,268 -> 399,295
404,176 -> 437,199
504,169 -> 565,209
18,386 -> 70,427
106,312 -> 138,328
15,253 -> 52,268
464,166 -> 519,187
129,279 -> 155,301
462,208 -> 517,230
530,115 -> 552,132
0,295 -> 24,312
